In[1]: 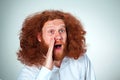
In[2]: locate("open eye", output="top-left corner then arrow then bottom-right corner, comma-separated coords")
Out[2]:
48,29 -> 55,34
59,29 -> 66,33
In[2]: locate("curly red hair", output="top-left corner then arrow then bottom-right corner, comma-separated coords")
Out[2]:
17,10 -> 86,66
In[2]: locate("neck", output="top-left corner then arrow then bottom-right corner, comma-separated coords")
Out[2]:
54,60 -> 62,68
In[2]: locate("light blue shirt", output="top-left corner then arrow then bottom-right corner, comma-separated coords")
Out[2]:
18,54 -> 96,80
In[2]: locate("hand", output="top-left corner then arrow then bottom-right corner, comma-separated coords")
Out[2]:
44,38 -> 55,70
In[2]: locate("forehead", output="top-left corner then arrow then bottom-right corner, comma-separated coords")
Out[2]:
43,19 -> 65,29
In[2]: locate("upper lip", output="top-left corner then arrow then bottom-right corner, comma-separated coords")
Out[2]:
54,44 -> 62,46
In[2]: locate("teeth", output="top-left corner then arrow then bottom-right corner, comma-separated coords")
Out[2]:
54,44 -> 61,48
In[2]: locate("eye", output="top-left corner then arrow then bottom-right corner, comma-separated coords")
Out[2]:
48,29 -> 55,34
59,29 -> 66,33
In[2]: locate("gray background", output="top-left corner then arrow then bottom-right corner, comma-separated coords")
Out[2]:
0,0 -> 120,80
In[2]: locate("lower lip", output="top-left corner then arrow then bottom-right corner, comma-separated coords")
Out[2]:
55,47 -> 61,50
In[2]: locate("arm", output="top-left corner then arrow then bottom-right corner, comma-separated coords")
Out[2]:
36,67 -> 52,80
85,55 -> 96,80
17,65 -> 52,80
18,38 -> 55,80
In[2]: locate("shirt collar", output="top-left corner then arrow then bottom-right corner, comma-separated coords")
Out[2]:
53,56 -> 71,70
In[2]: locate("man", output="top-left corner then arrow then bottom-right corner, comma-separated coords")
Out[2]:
17,10 -> 96,80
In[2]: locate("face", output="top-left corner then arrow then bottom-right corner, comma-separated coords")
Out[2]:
39,19 -> 67,61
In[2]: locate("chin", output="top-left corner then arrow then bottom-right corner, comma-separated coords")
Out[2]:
53,52 -> 65,61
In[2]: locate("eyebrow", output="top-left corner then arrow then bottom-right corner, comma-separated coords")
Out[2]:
46,24 -> 65,28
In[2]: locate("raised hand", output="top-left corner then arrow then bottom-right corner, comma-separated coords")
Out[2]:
44,38 -> 55,70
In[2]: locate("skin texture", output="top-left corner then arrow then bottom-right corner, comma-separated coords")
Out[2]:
37,19 -> 67,69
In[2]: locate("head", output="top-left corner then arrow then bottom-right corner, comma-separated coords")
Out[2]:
17,10 -> 86,66
37,19 -> 67,61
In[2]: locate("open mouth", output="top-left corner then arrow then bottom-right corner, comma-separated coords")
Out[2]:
54,44 -> 62,49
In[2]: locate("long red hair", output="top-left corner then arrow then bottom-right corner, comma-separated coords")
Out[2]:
17,10 -> 86,66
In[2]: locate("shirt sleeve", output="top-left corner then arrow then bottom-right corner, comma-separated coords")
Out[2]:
36,66 -> 52,80
84,54 -> 96,80
17,66 -> 52,80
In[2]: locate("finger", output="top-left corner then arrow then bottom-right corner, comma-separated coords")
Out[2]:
47,38 -> 55,55
44,38 -> 55,70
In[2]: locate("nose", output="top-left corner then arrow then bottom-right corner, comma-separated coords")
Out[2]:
54,32 -> 62,41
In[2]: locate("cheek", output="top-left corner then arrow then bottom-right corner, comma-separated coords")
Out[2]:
43,37 -> 50,45
42,34 -> 52,45
63,34 -> 67,42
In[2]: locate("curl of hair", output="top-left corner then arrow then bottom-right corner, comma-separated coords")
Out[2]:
17,10 -> 86,66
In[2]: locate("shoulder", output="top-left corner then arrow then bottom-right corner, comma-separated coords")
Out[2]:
22,65 -> 40,72
64,54 -> 89,67
68,54 -> 92,69
78,54 -> 90,62
18,65 -> 40,80
77,54 -> 92,67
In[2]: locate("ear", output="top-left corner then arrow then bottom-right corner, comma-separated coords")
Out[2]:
37,33 -> 41,42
